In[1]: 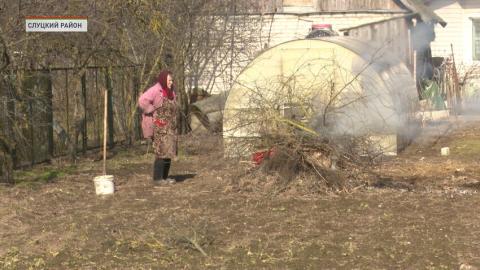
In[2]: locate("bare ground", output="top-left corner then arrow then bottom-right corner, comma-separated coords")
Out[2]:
2,117 -> 480,269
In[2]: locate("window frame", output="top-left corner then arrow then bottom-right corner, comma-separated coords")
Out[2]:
473,19 -> 480,61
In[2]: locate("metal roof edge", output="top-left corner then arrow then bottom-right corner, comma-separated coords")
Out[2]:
396,0 -> 447,27
338,13 -> 415,32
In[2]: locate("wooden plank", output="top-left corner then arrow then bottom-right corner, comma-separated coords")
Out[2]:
284,0 -> 313,6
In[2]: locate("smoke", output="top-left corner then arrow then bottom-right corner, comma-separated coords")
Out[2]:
224,38 -> 423,157
411,21 -> 435,53
308,41 -> 418,139
462,73 -> 480,113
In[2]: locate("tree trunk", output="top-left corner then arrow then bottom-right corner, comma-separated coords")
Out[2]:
171,50 -> 190,134
0,136 -> 14,184
65,70 -> 78,163
70,73 -> 84,163
0,72 -> 16,184
5,72 -> 18,169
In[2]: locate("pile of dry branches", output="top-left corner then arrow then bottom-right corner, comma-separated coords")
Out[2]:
239,132 -> 377,193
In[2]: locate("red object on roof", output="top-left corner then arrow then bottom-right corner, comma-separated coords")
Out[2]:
312,24 -> 332,30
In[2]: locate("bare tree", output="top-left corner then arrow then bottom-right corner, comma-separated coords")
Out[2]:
0,0 -> 275,182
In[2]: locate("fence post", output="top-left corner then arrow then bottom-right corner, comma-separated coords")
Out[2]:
105,67 -> 115,148
81,73 -> 88,153
46,70 -> 54,159
132,70 -> 141,141
65,70 -> 69,137
94,68 -> 101,146
28,94 -> 35,166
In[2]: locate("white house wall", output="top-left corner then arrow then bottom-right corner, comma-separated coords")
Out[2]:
428,0 -> 480,104
429,0 -> 480,65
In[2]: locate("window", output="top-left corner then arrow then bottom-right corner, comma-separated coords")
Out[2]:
473,19 -> 480,60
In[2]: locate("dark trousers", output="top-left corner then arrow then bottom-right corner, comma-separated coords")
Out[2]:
153,158 -> 171,181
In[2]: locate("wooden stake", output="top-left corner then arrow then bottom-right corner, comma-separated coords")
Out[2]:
450,43 -> 461,114
103,88 -> 108,175
407,28 -> 412,67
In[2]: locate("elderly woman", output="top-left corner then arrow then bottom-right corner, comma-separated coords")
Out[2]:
139,70 -> 178,185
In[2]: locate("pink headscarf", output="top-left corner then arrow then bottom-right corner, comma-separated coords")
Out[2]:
157,70 -> 174,100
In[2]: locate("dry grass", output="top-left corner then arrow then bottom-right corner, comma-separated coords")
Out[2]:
2,119 -> 480,268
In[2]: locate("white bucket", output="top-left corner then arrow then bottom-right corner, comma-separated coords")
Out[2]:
441,147 -> 450,156
93,175 -> 115,195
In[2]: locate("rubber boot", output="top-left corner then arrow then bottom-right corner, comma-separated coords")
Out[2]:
163,159 -> 175,184
163,159 -> 171,179
153,158 -> 165,184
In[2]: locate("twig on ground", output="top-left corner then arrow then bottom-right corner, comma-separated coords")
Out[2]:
184,233 -> 208,257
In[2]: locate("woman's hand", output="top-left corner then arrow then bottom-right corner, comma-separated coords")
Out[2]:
144,105 -> 160,116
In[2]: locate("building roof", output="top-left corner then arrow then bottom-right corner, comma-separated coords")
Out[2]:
397,0 -> 447,26
338,0 -> 447,32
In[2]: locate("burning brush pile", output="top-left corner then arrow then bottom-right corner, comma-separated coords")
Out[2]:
236,134 -> 377,193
